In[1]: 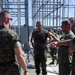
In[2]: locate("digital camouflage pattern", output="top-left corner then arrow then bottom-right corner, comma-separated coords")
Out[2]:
32,29 -> 49,75
0,26 -> 20,75
70,38 -> 75,75
0,64 -> 20,75
58,31 -> 75,64
70,38 -> 75,51
58,30 -> 75,75
32,29 -> 49,54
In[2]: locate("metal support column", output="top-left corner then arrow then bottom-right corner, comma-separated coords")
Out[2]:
0,0 -> 3,10
42,0 -> 43,25
17,0 -> 21,36
62,0 -> 65,21
25,0 -> 29,42
56,0 -> 58,29
53,0 -> 55,27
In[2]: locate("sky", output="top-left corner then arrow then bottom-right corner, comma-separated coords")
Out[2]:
28,0 -> 75,27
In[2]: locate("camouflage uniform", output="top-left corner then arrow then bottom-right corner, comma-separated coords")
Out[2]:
58,30 -> 75,75
31,29 -> 49,75
70,38 -> 75,75
0,26 -> 20,75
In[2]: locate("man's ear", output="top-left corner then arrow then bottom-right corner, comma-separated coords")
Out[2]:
7,18 -> 9,23
5,18 -> 9,26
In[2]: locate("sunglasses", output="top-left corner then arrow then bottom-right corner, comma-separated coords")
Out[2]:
8,18 -> 13,21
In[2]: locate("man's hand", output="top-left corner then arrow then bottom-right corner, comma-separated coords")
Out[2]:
50,41 -> 58,48
24,71 -> 29,75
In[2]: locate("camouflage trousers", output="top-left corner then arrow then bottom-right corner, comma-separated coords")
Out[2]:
71,64 -> 75,75
59,63 -> 70,75
0,63 -> 20,75
34,53 -> 47,75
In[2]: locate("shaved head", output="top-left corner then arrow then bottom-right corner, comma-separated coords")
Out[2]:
0,10 -> 12,27
0,10 -> 9,18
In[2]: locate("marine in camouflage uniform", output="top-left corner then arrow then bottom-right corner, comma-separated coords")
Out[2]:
69,38 -> 75,75
69,17 -> 75,75
58,20 -> 75,75
0,26 -> 20,75
0,10 -> 28,75
31,21 -> 51,75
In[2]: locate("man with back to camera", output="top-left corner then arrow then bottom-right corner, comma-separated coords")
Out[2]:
30,21 -> 58,75
0,10 -> 28,75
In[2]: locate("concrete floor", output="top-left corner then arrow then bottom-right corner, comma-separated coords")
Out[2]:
20,52 -> 59,75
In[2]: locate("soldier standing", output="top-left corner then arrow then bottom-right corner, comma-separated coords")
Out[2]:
68,18 -> 75,75
50,20 -> 75,75
0,10 -> 28,75
31,21 -> 55,75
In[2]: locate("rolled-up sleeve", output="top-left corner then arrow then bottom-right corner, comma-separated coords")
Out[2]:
14,41 -> 22,48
